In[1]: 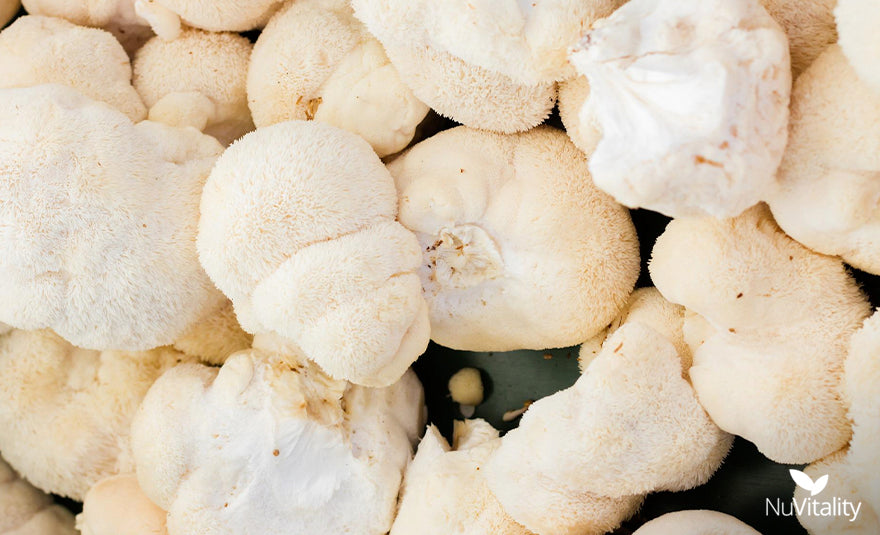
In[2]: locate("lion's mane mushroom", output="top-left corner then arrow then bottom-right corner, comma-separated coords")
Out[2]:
0,15 -> 146,121
836,0 -> 880,93
172,300 -> 252,366
77,475 -> 168,535
351,0 -> 556,134
388,125 -> 639,352
0,455 -> 76,535
633,510 -> 761,535
0,84 -> 224,351
19,0 -> 151,52
0,328 -> 196,501
197,120 -> 429,387
247,0 -> 427,157
131,334 -> 425,535
650,205 -> 871,464
358,0 -> 622,86
768,45 -> 880,275
485,298 -> 731,535
133,29 -> 253,145
569,0 -> 790,218
391,420 -> 532,535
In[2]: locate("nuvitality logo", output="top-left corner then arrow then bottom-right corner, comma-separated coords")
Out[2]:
765,469 -> 862,523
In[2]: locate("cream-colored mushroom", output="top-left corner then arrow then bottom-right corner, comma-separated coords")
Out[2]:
0,455 -> 76,534
197,120 -> 429,387
172,300 -> 253,366
247,0 -> 427,157
650,205 -> 871,463
390,126 -> 639,351
633,510 -> 761,535
77,475 -> 168,535
133,29 -> 253,145
0,15 -> 146,121
768,45 -> 880,275
836,0 -> 880,92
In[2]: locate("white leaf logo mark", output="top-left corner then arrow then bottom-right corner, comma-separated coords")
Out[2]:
790,469 -> 829,496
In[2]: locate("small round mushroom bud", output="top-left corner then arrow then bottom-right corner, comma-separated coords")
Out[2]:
198,121 -> 429,387
768,45 -> 880,275
0,15 -> 146,121
633,510 -> 761,535
351,0 -> 556,134
391,420 -> 531,535
133,29 -> 254,146
650,205 -> 871,463
390,126 -> 639,351
0,84 -> 223,351
836,0 -> 880,92
77,475 -> 168,535
448,367 -> 484,406
0,455 -> 76,534
569,0 -> 791,218
0,329 -> 196,501
248,0 -> 427,157
557,76 -> 599,156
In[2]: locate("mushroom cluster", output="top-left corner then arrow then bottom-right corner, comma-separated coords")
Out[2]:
0,0 -> 878,534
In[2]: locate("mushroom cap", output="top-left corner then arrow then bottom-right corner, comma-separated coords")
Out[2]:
389,125 -> 639,351
633,510 -> 761,535
356,0 -> 622,85
836,0 -> 880,92
133,29 -> 254,145
650,205 -> 871,463
0,456 -> 76,535
77,475 -> 168,535
557,76 -> 599,156
768,45 -> 880,275
0,0 -> 20,28
197,120 -> 429,387
794,450 -> 880,535
0,15 -> 146,121
131,340 -> 424,535
570,0 -> 790,218
352,0 -> 556,133
172,300 -> 253,366
20,0 -> 141,28
759,0 -> 837,76
845,311 -> 880,513
0,329 -> 194,500
247,0 -> 427,157
0,84 -> 224,351
488,322 -> 730,504
391,420 -> 531,535
448,368 -> 484,406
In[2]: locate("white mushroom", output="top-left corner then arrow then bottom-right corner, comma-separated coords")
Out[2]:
836,0 -> 880,92
391,420 -> 531,535
569,0 -> 791,218
389,126 -> 639,351
197,120 -> 429,387
247,0 -> 428,157
131,334 -> 425,535
133,29 -> 254,145
650,205 -> 871,463
352,0 -> 556,134
768,45 -> 880,275
133,0 -> 283,38
0,328 -> 195,500
0,15 -> 146,121
0,84 -> 224,351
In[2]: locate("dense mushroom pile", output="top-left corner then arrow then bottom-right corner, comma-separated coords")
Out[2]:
0,0 -> 878,534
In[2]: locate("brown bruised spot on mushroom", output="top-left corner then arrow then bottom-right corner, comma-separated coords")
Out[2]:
273,449 -> 280,457
304,97 -> 322,120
